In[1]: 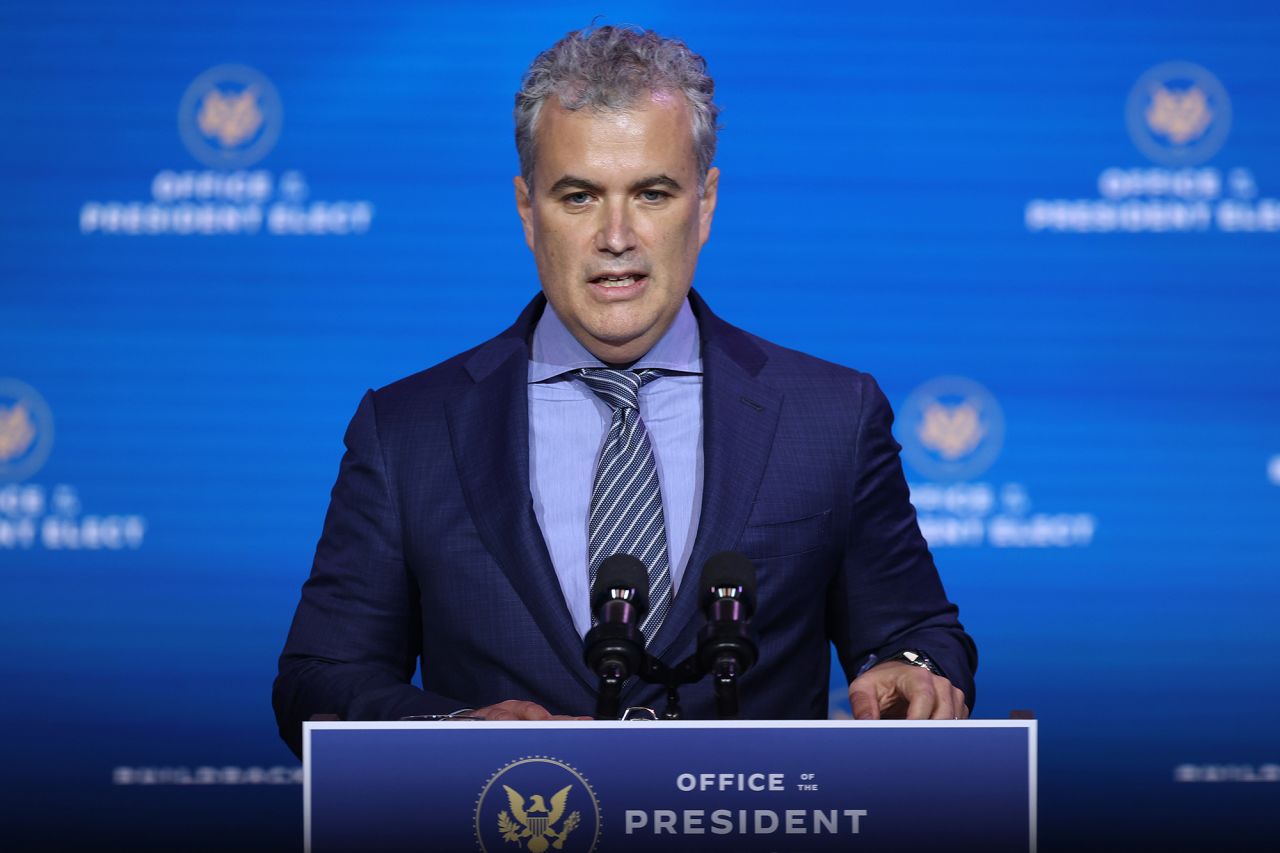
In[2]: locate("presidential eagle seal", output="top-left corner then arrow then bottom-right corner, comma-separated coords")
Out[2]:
0,379 -> 54,483
1126,61 -> 1231,166
899,376 -> 1004,482
475,757 -> 600,853
178,64 -> 283,168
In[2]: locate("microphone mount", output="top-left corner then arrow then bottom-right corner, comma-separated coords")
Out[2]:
621,552 -> 760,720
584,556 -> 650,720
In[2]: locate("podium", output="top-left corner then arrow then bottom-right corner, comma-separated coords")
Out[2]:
304,719 -> 1036,852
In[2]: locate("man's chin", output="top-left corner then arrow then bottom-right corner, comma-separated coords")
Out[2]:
579,321 -> 661,365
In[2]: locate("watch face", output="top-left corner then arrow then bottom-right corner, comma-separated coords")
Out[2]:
901,651 -> 941,676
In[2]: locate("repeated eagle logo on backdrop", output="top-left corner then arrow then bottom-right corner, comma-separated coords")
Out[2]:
899,376 -> 1004,482
1146,85 -> 1212,146
79,61 -> 375,236
0,404 -> 37,461
1126,61 -> 1231,166
197,86 -> 265,148
897,377 -> 1097,549
178,64 -> 282,168
917,399 -> 988,462
0,379 -> 54,483
0,379 -> 147,552
1025,59 -> 1280,234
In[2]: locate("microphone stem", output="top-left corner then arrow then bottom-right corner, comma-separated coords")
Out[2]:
595,659 -> 625,720
713,655 -> 740,720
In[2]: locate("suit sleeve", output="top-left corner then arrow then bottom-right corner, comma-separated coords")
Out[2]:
827,374 -> 978,710
272,391 -> 465,758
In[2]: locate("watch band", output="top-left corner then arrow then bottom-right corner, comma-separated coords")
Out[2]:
880,649 -> 944,677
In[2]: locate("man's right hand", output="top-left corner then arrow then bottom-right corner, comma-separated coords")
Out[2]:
470,700 -> 591,721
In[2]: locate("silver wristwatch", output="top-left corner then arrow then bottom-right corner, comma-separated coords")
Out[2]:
881,649 -> 943,677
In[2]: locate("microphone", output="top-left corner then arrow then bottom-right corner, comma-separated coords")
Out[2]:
583,554 -> 650,719
696,552 -> 758,719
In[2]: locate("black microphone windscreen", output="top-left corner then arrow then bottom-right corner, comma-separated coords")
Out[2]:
700,551 -> 757,610
591,554 -> 650,615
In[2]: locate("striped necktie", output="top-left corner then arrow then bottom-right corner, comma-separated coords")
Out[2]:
576,367 -> 672,643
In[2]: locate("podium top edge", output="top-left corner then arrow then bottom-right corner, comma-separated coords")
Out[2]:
302,719 -> 1036,732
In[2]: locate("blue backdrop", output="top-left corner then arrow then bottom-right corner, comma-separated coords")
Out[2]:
3,2 -> 1278,850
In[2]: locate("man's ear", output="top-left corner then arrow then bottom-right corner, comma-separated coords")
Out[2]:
698,166 -> 719,247
514,176 -> 535,251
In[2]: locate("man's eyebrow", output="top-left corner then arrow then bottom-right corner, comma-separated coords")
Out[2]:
544,174 -> 684,196
546,175 -> 604,196
630,174 -> 683,192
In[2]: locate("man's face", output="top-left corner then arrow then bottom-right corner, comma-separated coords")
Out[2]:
515,91 -> 718,364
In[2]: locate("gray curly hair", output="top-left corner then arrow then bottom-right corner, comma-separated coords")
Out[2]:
514,25 -> 720,190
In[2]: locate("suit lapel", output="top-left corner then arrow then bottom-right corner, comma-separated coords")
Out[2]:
647,293 -> 783,659
446,299 -> 596,696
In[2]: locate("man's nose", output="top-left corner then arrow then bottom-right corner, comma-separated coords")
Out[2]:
595,201 -> 636,255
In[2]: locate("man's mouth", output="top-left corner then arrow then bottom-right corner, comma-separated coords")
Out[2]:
590,273 -> 647,288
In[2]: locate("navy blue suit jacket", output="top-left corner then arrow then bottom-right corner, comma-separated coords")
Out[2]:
274,292 -> 976,756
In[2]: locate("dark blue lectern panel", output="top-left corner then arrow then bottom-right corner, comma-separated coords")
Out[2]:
307,721 -> 1034,853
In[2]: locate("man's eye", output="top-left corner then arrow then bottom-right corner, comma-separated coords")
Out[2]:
640,190 -> 668,202
564,192 -> 592,205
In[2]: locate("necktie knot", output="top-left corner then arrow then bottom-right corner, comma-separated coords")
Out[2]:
575,368 -> 664,411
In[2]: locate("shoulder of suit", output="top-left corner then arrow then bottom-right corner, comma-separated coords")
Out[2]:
375,344 -> 484,397
715,317 -> 877,395
362,334 -> 509,428
370,293 -> 541,409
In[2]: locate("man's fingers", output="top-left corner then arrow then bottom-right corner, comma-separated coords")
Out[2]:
519,701 -> 554,720
496,700 -> 551,720
850,665 -> 969,721
922,680 -> 970,720
904,679 -> 937,720
849,685 -> 881,720
929,689 -> 957,720
473,700 -> 555,720
926,678 -> 969,720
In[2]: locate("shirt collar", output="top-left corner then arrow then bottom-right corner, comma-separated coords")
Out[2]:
528,297 -> 703,383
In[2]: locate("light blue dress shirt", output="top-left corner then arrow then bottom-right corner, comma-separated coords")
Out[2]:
528,299 -> 705,638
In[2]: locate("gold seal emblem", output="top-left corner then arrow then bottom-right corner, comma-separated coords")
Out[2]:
918,399 -> 987,461
1145,84 -> 1213,146
476,757 -> 599,853
0,402 -> 37,462
196,86 -> 265,148
497,784 -> 581,852
899,376 -> 1004,482
1126,61 -> 1231,166
178,64 -> 282,168
0,379 -> 54,482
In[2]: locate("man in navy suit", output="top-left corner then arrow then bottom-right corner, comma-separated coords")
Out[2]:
274,25 -> 975,757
